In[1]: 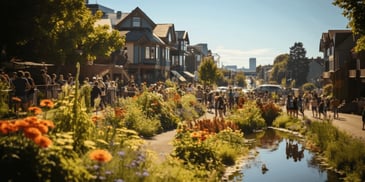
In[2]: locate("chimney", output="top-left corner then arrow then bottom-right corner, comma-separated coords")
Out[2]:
117,11 -> 122,19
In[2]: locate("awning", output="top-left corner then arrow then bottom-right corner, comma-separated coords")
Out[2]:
183,71 -> 195,78
171,70 -> 186,82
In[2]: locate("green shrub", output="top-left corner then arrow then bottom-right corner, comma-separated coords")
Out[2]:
228,101 -> 266,134
136,91 -> 180,132
122,98 -> 161,138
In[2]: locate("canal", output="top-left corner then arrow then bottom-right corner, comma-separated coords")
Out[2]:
230,128 -> 342,182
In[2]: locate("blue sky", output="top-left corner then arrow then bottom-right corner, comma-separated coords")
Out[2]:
95,0 -> 349,68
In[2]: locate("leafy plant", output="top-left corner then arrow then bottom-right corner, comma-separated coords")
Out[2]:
228,101 -> 266,134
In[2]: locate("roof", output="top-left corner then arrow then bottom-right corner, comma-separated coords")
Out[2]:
120,29 -> 165,45
154,24 -> 173,38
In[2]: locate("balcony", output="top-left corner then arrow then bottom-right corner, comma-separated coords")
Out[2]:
348,69 -> 356,78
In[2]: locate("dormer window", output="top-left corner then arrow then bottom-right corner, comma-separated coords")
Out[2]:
132,17 -> 141,27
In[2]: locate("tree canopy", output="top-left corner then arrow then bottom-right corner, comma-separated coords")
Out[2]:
287,42 -> 309,87
333,0 -> 365,52
0,0 -> 124,65
198,56 -> 222,87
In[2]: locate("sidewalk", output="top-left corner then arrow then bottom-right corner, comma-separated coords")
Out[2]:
303,109 -> 365,143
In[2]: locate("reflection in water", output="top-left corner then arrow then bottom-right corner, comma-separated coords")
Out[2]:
232,128 -> 341,182
285,139 -> 304,162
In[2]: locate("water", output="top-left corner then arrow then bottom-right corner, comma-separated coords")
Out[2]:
231,128 -> 342,182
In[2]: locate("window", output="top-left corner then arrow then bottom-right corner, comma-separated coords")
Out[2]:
145,46 -> 155,59
132,17 -> 141,27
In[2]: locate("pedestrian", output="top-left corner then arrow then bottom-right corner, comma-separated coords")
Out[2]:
11,70 -> 30,112
90,81 -> 101,110
361,106 -> 365,130
214,92 -> 225,119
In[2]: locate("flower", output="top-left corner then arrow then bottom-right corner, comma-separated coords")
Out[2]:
40,99 -> 54,108
0,121 -> 18,134
28,106 -> 42,115
33,135 -> 52,148
23,127 -> 42,139
89,149 -> 112,163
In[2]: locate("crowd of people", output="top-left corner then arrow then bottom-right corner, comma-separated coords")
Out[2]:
285,91 -> 341,120
0,67 -> 347,121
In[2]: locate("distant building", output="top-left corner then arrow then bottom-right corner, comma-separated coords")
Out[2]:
249,58 -> 256,71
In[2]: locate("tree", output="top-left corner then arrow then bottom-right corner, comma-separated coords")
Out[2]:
235,71 -> 246,88
270,54 -> 289,85
333,0 -> 365,52
198,56 -> 222,88
287,42 -> 309,87
0,0 -> 124,65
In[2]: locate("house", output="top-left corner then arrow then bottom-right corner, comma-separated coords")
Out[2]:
319,30 -> 365,103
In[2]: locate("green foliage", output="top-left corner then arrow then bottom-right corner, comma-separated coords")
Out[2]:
136,91 -> 180,131
270,54 -> 289,84
52,64 -> 95,154
288,42 -> 309,87
122,97 -> 161,138
198,56 -> 222,86
179,93 -> 200,121
207,128 -> 247,166
0,0 -> 124,65
272,114 -> 305,132
173,126 -> 223,172
228,101 -> 266,134
0,81 -> 10,118
333,0 -> 365,52
307,121 -> 365,181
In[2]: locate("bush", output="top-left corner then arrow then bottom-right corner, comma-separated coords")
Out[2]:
259,101 -> 282,126
228,101 -> 266,134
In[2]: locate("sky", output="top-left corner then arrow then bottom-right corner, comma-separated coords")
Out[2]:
94,0 -> 349,68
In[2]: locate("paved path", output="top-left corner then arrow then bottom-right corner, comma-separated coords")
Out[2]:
303,109 -> 365,143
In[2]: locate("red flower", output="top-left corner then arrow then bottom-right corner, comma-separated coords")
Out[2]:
89,149 -> 113,163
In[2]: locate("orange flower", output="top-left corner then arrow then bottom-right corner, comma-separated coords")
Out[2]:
28,106 -> 42,115
24,116 -> 39,125
14,119 -> 30,129
33,123 -> 48,134
0,122 -> 19,134
40,99 -> 54,108
190,132 -> 200,139
33,135 -> 52,148
23,127 -> 42,139
39,120 -> 55,129
12,97 -> 21,102
89,149 -> 113,163
91,115 -> 102,124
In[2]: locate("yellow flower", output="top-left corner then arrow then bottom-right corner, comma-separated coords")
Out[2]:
89,149 -> 113,163
40,99 -> 54,108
